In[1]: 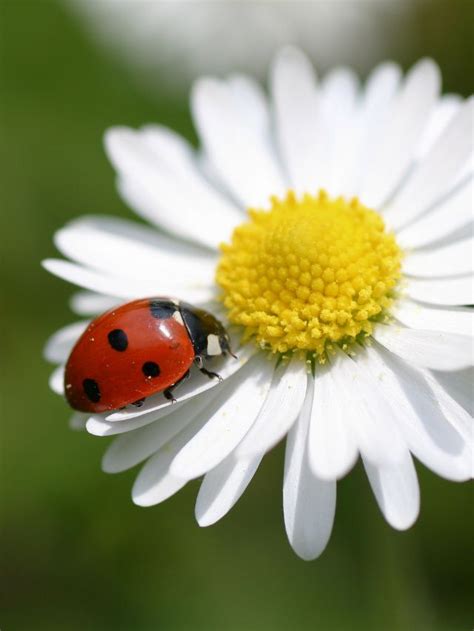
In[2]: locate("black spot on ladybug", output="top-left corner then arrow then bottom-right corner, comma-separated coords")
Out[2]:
149,300 -> 176,320
132,398 -> 145,407
142,361 -> 161,378
107,328 -> 128,352
83,378 -> 101,403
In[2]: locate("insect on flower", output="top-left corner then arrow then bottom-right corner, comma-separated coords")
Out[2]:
64,298 -> 235,413
44,48 -> 473,560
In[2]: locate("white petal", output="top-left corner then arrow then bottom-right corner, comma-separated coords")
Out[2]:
227,74 -> 270,139
345,62 -> 402,198
362,345 -> 472,481
363,62 -> 402,115
404,276 -> 474,306
102,388 -> 222,473
328,347 -> 406,466
42,258 -> 215,304
384,98 -> 474,230
454,152 -> 474,192
105,341 -> 254,422
117,176 -> 171,234
403,237 -> 473,277
416,94 -> 462,159
426,221 -> 473,250
196,151 -> 232,196
170,354 -> 274,479
105,127 -> 242,249
424,371 -> 474,446
133,456 -> 188,507
44,320 -> 88,363
317,66 -> 360,196
364,451 -> 419,530
138,124 -> 198,179
49,364 -> 65,395
235,357 -> 307,458
131,355 -> 270,507
70,291 -> 121,316
86,401 -> 187,437
195,452 -> 263,527
392,298 -> 474,337
54,215 -> 217,285
396,178 -> 473,249
360,59 -> 440,208
131,412 -> 212,506
373,323 -> 473,371
430,367 -> 474,416
271,47 -> 320,194
283,380 -> 336,561
192,77 -> 286,208
308,358 -> 358,480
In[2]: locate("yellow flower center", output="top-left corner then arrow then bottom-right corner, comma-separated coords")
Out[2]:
216,191 -> 403,358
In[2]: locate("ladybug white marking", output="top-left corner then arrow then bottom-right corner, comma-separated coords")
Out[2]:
207,334 -> 222,356
172,310 -> 185,326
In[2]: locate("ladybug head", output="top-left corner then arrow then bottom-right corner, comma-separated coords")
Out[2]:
179,303 -> 234,359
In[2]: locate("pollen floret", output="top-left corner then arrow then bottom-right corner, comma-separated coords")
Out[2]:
216,191 -> 403,357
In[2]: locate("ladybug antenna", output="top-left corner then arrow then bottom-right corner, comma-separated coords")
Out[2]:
220,333 -> 237,359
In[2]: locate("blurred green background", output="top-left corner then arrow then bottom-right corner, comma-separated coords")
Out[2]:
1,2 -> 473,630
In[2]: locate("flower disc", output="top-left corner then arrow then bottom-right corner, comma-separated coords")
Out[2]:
217,191 -> 403,356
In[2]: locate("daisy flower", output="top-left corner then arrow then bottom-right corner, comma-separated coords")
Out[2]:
67,0 -> 413,89
44,48 -> 473,560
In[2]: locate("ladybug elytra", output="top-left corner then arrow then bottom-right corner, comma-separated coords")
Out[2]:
64,298 -> 234,413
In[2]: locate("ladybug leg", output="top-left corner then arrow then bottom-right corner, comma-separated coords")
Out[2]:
200,367 -> 223,382
164,370 -> 190,403
163,389 -> 177,403
194,357 -> 223,382
225,349 -> 238,359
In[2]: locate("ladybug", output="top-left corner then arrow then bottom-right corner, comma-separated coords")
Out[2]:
64,298 -> 235,413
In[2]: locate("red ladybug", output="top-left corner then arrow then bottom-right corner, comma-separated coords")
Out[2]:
64,298 -> 234,413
